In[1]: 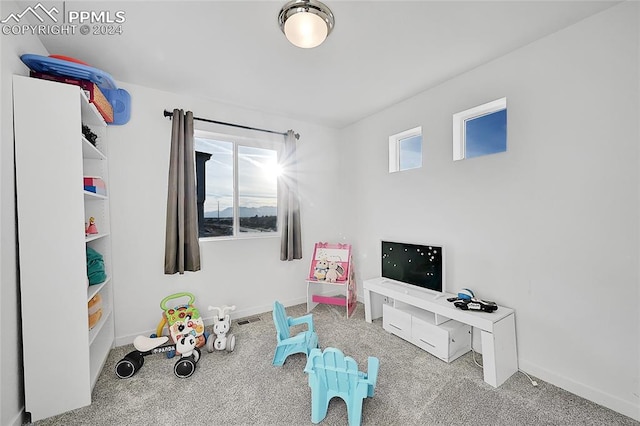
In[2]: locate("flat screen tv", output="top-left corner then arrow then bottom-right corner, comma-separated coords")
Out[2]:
381,241 -> 444,294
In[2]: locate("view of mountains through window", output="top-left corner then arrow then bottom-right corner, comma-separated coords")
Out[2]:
195,137 -> 278,237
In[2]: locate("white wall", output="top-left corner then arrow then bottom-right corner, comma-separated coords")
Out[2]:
2,1 -> 638,423
106,82 -> 343,344
0,2 -> 49,423
341,2 -> 639,420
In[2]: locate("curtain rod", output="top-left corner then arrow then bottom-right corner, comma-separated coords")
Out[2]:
163,110 -> 300,140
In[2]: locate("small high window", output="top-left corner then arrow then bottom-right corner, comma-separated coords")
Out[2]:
453,98 -> 507,161
389,126 -> 422,173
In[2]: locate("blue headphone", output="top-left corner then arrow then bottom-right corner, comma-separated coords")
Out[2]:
457,288 -> 475,300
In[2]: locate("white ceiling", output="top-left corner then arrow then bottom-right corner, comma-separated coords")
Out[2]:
30,1 -> 619,128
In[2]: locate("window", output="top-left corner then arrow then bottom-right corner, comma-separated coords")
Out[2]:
195,131 -> 280,239
453,98 -> 507,161
389,126 -> 422,173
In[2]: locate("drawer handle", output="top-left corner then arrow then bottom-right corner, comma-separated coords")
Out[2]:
419,338 -> 435,348
389,324 -> 403,331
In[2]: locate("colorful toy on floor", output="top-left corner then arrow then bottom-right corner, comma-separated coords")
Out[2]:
272,300 -> 319,366
154,292 -> 208,358
207,305 -> 236,353
116,292 -> 208,378
114,334 -> 201,379
304,347 -> 379,426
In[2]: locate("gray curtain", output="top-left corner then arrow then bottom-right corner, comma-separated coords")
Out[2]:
164,109 -> 201,274
279,130 -> 302,260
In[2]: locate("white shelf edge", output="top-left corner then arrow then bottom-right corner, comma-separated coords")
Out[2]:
87,276 -> 111,302
306,279 -> 349,287
82,136 -> 106,160
84,190 -> 107,200
85,232 -> 110,243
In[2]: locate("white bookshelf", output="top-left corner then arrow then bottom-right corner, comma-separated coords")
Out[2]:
13,75 -> 115,421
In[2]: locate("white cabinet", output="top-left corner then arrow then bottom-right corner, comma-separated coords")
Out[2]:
13,75 -> 115,422
383,303 -> 470,362
364,277 -> 518,387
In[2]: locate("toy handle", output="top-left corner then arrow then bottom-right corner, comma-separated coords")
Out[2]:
160,292 -> 195,311
208,305 -> 236,317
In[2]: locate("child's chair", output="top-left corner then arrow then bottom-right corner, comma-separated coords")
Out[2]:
272,300 -> 319,366
304,347 -> 379,426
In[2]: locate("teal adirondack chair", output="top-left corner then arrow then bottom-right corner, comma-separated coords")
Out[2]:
272,300 -> 319,366
304,347 -> 379,426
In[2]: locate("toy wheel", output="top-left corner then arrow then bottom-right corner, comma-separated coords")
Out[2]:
193,347 -> 201,363
227,334 -> 236,352
150,333 -> 157,338
206,337 -> 214,353
166,350 -> 176,359
115,351 -> 144,379
115,359 -> 137,379
174,356 -> 196,378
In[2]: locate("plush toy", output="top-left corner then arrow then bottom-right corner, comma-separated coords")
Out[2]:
313,258 -> 329,281
207,305 -> 236,353
324,261 -> 344,283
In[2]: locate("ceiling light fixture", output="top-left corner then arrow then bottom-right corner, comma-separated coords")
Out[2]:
278,0 -> 335,49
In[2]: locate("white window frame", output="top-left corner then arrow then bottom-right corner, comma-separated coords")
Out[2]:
452,97 -> 507,161
389,126 -> 422,173
194,129 -> 282,241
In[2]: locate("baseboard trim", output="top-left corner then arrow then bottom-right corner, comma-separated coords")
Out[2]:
518,359 -> 640,421
114,296 -> 307,347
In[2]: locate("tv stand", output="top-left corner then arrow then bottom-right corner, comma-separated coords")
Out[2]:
363,277 -> 518,387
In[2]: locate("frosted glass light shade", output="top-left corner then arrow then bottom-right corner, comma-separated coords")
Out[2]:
284,12 -> 327,48
278,0 -> 334,49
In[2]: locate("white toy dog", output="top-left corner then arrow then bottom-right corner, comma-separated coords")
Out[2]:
207,305 -> 236,353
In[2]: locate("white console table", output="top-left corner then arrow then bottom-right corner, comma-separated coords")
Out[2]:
363,277 -> 518,387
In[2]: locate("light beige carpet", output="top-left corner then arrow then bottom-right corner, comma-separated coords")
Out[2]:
32,302 -> 638,425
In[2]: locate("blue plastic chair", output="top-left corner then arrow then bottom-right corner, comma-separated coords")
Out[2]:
272,300 -> 319,366
304,347 -> 379,426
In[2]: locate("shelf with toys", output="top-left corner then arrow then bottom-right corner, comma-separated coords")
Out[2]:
13,74 -> 116,421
